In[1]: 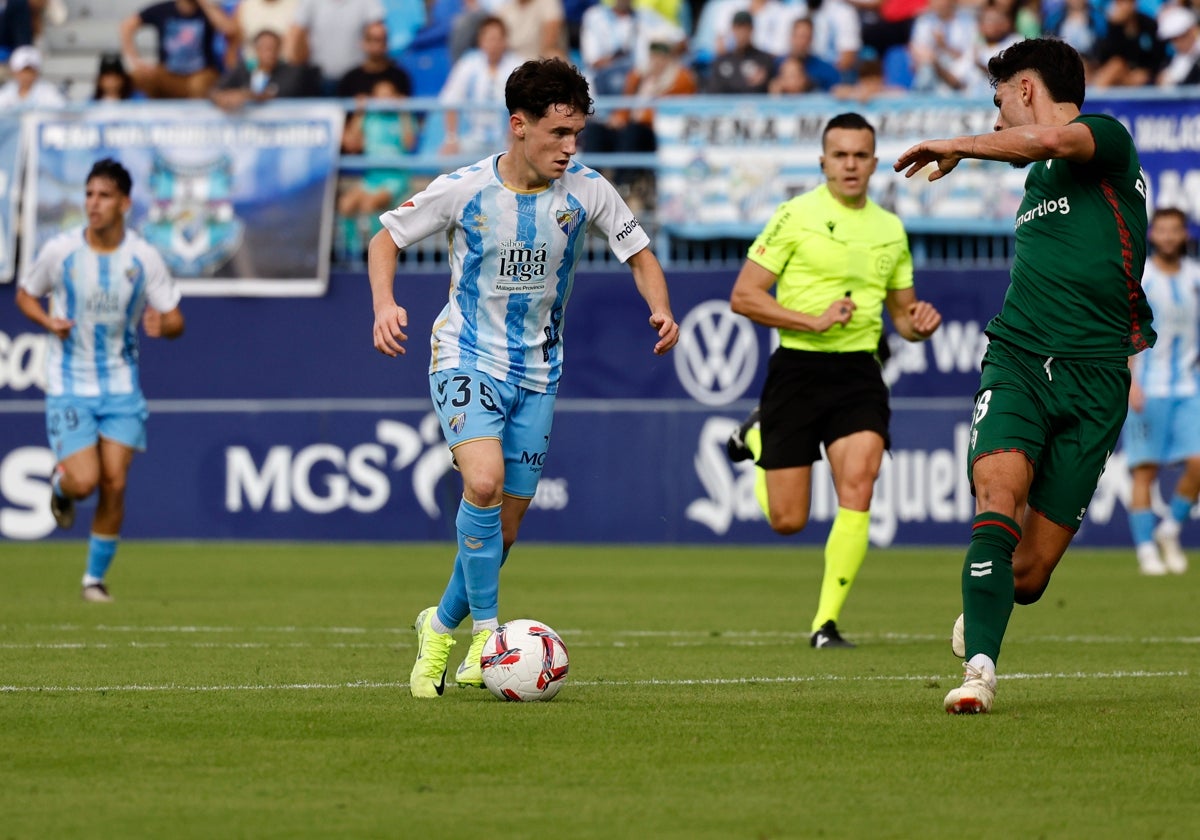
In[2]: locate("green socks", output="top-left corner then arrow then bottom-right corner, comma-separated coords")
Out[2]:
962,512 -> 1021,664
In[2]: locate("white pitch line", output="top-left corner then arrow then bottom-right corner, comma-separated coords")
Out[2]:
0,670 -> 1189,694
5,627 -> 1199,648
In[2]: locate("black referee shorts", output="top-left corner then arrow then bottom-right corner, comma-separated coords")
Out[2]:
758,347 -> 891,469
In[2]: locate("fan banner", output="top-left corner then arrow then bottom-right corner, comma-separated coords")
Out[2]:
19,101 -> 344,296
0,116 -> 22,284
653,91 -> 1200,240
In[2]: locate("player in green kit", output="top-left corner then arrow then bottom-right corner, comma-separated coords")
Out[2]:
727,112 -> 942,649
895,38 -> 1155,713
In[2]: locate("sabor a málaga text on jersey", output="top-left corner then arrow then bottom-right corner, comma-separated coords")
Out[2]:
987,114 -> 1155,361
17,228 -> 181,397
378,156 -> 650,394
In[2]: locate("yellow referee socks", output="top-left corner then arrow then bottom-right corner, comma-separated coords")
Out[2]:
744,425 -> 771,519
811,507 -> 870,633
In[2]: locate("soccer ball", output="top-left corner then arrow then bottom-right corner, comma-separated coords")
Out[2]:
481,619 -> 570,702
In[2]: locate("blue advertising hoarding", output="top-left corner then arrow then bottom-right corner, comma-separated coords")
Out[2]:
0,268 -> 1155,546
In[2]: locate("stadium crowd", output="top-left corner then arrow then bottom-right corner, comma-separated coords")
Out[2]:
0,0 -> 1196,246
3,0 -> 1197,106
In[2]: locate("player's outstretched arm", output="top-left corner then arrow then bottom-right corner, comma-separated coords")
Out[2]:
627,247 -> 679,356
896,123 -> 1097,180
367,228 -> 409,358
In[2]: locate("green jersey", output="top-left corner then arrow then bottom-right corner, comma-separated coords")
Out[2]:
747,184 -> 913,354
987,114 -> 1155,362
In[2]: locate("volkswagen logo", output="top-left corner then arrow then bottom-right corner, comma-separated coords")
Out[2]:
674,300 -> 760,406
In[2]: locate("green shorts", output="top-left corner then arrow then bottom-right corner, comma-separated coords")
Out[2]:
967,340 -> 1130,531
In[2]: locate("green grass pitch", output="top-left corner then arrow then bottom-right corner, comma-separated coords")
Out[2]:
3,541 -> 1198,839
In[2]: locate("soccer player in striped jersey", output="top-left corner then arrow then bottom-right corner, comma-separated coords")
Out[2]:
15,158 -> 185,603
1123,207 -> 1200,576
366,58 -> 679,698
897,38 -> 1156,713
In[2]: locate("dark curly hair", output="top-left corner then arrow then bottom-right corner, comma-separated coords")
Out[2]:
505,58 -> 594,119
988,38 -> 1085,108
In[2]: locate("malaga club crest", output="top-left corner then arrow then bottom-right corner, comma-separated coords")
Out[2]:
555,207 -> 581,236
143,153 -> 243,277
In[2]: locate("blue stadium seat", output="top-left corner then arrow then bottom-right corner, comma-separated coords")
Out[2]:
881,45 -> 913,89
397,44 -> 451,98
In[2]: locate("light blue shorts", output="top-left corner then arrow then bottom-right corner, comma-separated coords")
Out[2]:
1122,393 -> 1200,468
46,392 -> 148,460
430,369 -> 556,499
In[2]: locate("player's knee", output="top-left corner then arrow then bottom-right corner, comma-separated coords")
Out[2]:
768,509 -> 809,535
98,473 -> 128,499
462,477 -> 504,507
64,468 -> 100,498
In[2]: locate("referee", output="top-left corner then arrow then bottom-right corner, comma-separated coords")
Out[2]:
727,112 -> 942,648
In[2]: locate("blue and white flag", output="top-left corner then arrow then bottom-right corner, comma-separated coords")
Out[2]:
0,116 -> 23,284
22,101 -> 344,296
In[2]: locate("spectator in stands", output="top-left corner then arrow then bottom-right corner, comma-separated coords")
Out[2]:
580,0 -> 684,96
211,28 -> 316,110
1044,0 -> 1106,67
0,44 -> 63,106
404,0 -> 459,58
29,0 -> 68,46
852,0 -> 926,60
337,75 -> 417,259
231,0 -> 297,67
707,10 -> 775,92
831,53 -> 905,99
562,0 -> 593,53
768,54 -> 815,92
992,0 -> 1042,39
928,0 -> 1022,95
588,34 -> 697,202
288,0 -> 385,95
908,0 -> 981,93
337,21 -> 413,97
712,0 -> 804,60
439,15 -> 523,157
0,0 -> 33,58
92,52 -> 137,101
1157,5 -> 1200,83
1092,0 -> 1168,86
777,16 -> 841,91
809,0 -> 864,81
450,0 -> 491,61
120,0 -> 238,99
651,0 -> 692,30
493,0 -> 567,60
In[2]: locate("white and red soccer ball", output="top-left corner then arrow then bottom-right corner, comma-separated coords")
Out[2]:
481,619 -> 570,701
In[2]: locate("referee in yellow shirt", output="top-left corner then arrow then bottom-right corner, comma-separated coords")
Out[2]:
727,112 -> 943,648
